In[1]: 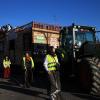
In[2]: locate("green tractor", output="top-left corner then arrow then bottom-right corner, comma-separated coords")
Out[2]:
59,23 -> 100,95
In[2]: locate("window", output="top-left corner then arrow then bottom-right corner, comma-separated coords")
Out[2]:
9,40 -> 15,50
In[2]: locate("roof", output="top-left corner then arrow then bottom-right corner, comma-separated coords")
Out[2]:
9,21 -> 62,33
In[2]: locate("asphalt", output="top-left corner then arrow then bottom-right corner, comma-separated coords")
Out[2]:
0,77 -> 100,100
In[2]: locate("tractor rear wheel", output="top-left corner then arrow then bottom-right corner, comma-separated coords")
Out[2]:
77,57 -> 100,95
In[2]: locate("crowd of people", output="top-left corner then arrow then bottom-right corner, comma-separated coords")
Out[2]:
0,46 -> 64,100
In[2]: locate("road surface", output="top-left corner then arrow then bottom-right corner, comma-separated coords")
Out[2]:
0,78 -> 100,100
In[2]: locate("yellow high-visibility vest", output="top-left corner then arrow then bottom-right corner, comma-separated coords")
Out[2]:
23,57 -> 34,69
3,59 -> 11,68
46,54 -> 58,71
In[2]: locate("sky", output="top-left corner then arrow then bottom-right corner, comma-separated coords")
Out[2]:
0,0 -> 100,32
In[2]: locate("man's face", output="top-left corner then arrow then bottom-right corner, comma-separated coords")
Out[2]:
6,56 -> 8,59
26,53 -> 29,57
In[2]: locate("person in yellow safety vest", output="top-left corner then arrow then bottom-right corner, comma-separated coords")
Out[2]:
44,46 -> 61,100
23,52 -> 34,88
3,56 -> 11,79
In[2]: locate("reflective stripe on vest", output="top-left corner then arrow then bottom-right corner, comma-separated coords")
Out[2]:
46,54 -> 58,71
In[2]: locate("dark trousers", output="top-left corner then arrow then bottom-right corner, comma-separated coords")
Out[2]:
48,70 -> 61,100
4,67 -> 10,79
24,69 -> 33,87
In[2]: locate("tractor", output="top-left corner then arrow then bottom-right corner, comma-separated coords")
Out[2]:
59,23 -> 100,95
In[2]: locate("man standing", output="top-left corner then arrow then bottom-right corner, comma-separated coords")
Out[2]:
23,52 -> 34,88
3,56 -> 11,79
44,46 -> 61,100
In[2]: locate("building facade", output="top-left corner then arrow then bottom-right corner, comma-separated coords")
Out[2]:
0,22 -> 61,65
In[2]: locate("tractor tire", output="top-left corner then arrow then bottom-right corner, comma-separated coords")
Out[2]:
87,57 -> 100,95
77,57 -> 100,95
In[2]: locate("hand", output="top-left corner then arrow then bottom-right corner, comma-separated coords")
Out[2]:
24,66 -> 26,69
48,71 -> 52,75
24,67 -> 27,71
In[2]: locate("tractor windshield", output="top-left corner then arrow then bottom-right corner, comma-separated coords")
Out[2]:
65,31 -> 95,48
75,31 -> 95,47
75,31 -> 94,43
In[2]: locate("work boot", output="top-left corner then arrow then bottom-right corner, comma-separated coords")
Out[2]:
50,93 -> 56,100
23,83 -> 30,88
54,89 -> 61,94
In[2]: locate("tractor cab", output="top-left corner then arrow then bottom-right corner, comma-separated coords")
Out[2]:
61,24 -> 96,59
60,24 -> 100,95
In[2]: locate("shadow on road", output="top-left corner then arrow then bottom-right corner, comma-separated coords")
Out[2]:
1,64 -> 100,100
0,79 -> 49,100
